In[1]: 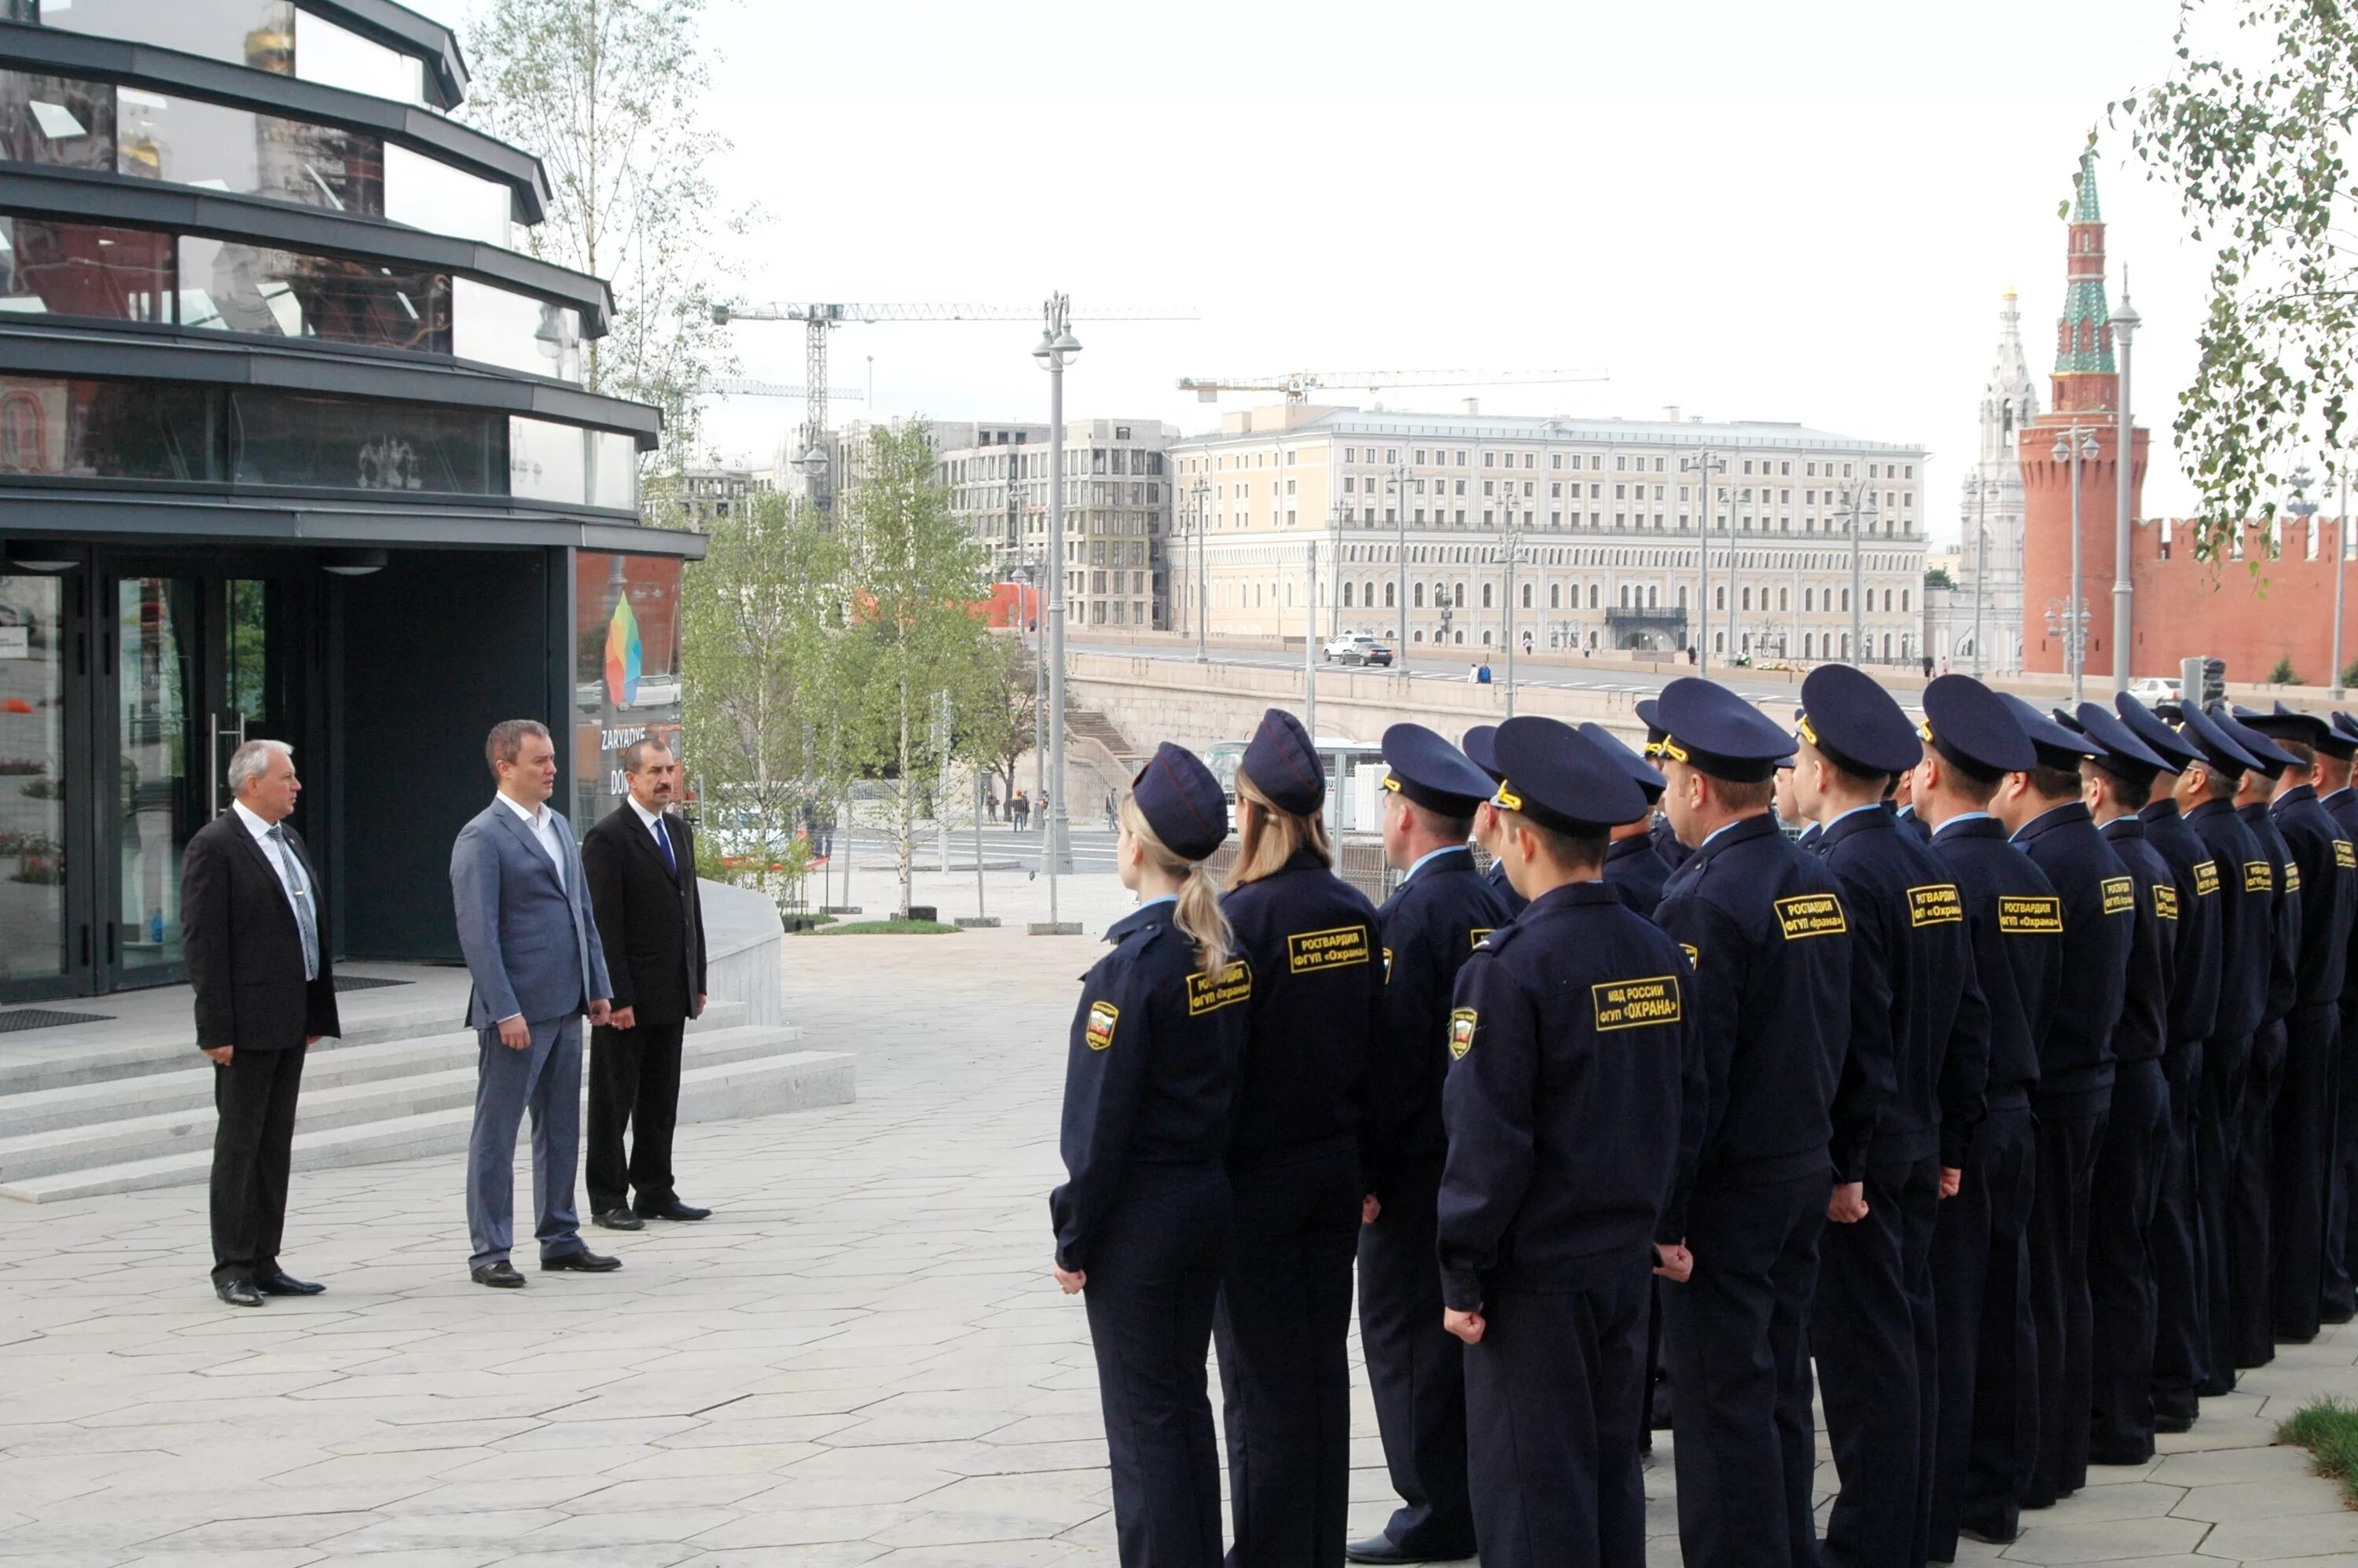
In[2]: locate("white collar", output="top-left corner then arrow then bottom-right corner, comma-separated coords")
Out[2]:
628,795 -> 667,832
497,792 -> 547,827
230,800 -> 278,839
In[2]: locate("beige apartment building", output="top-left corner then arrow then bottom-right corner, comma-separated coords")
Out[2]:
1166,405 -> 1931,665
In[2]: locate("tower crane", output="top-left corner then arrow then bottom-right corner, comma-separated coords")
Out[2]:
1177,367 -> 1611,405
692,378 -> 866,402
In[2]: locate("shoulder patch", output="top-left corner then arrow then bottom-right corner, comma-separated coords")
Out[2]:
1907,883 -> 1963,927
2246,860 -> 2275,894
2153,883 -> 2180,921
2193,860 -> 2220,896
1186,958 -> 1252,1015
2288,861 -> 2304,892
1287,924 -> 1371,974
1680,942 -> 1699,969
1473,921 -> 1522,955
1468,927 -> 1494,949
1448,1007 -> 1478,1059
1382,946 -> 1393,984
1775,892 -> 1848,939
1084,1001 -> 1119,1052
1999,894 -> 2064,935
2338,840 -> 2356,871
2100,876 -> 2135,916
1593,974 -> 1683,1031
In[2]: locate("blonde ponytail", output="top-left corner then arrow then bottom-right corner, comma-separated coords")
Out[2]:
1119,796 -> 1234,979
1228,766 -> 1334,889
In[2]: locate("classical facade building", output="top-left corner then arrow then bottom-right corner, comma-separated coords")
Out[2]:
1168,404 -> 1930,664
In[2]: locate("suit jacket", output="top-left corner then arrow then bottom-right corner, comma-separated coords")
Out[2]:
182,809 -> 340,1052
582,802 -> 707,1027
450,798 -> 612,1029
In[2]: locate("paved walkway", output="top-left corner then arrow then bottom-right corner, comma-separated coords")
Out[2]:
1,868 -> 2352,1566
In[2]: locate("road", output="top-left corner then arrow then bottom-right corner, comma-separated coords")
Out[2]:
813,824 -> 1125,883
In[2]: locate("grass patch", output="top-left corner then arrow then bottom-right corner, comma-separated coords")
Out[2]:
799,919 -> 959,935
2278,1397 -> 2358,1507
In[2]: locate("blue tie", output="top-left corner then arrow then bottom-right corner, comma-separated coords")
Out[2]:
653,815 -> 677,876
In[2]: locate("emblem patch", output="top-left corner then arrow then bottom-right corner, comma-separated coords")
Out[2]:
1680,942 -> 1699,969
1084,1001 -> 1119,1052
1382,946 -> 1394,984
2246,860 -> 2275,894
2288,862 -> 2304,892
1448,1008 -> 1478,1060
2339,841 -> 2356,871
1287,924 -> 1372,974
1774,893 -> 1848,939
1998,895 -> 2064,935
1185,960 -> 1252,1016
1593,975 -> 1684,1031
2154,883 -> 2180,921
2194,860 -> 2220,896
1469,927 -> 1494,949
2100,876 -> 2135,916
1907,883 -> 1964,927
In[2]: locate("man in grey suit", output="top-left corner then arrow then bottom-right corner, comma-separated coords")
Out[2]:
451,719 -> 618,1287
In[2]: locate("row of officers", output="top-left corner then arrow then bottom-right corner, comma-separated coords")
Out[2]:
1049,670 -> 2358,1568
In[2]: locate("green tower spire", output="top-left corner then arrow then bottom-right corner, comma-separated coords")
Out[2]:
2054,142 -> 2116,380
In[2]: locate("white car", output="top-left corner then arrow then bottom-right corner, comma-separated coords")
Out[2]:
1322,634 -> 1394,666
2127,677 -> 2183,703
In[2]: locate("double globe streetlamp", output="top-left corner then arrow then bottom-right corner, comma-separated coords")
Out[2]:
1033,299 -> 1081,917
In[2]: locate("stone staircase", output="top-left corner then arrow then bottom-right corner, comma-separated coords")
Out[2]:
1063,704 -> 1144,795
0,981 -> 852,1204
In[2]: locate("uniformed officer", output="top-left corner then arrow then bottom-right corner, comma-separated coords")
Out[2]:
1051,742 -> 1247,1568
1776,753 -> 1808,841
1913,677 -> 2057,1558
1461,725 -> 1530,919
2065,703 -> 2177,1467
1892,766 -> 1934,843
1635,700 -> 1696,872
1581,722 -> 1673,917
1215,707 -> 1383,1567
1989,692 -> 2129,1509
1791,665 -> 1990,1568
2113,694 -> 2225,1430
2319,711 -> 2358,1321
1438,715 -> 1705,1568
2170,702 -> 2272,1388
2212,705 -> 2302,1369
2234,703 -> 2358,1344
1649,677 -> 1853,1568
1350,724 -> 1508,1566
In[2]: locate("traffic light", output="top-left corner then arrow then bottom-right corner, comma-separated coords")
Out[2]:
2180,655 -> 2227,709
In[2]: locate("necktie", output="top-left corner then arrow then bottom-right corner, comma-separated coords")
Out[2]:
267,824 -> 320,982
653,815 -> 678,876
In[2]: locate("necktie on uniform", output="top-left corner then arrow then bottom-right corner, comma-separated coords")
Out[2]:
653,814 -> 678,876
266,824 -> 319,982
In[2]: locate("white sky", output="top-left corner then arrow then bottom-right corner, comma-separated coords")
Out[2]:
425,0 -> 2237,543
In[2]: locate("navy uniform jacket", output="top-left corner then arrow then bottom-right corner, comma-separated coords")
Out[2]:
1893,803 -> 1934,844
1603,832 -> 1674,919
1483,855 -> 1530,918
1051,902 -> 1248,1271
1221,848 -> 1384,1168
2186,799 -> 2270,1042
2270,781 -> 2357,1010
2011,802 -> 2133,1111
1651,814 -> 1692,872
1816,806 -> 1992,1176
1653,814 -> 1853,1207
2097,817 -> 2176,1067
2324,787 -> 2358,1011
1364,846 -> 1511,1198
2241,802 -> 2303,1027
2138,799 -> 2223,1052
1928,815 -> 2061,1105
1437,881 -> 1705,1309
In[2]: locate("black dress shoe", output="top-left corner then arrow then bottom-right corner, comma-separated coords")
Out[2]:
592,1207 -> 645,1231
637,1199 -> 711,1221
255,1270 -> 326,1296
214,1278 -> 265,1308
2154,1409 -> 2195,1434
1959,1522 -> 2018,1546
471,1260 -> 527,1288
541,1249 -> 622,1272
1345,1533 -> 1469,1564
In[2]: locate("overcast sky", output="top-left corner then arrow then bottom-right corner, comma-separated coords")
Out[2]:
425,0 -> 2254,544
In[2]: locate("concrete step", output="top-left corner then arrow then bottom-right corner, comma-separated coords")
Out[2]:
0,1043 -> 854,1203
0,1001 -> 749,1140
0,996 -> 466,1097
0,1022 -> 792,1184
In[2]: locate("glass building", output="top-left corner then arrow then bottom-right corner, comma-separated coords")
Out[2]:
0,0 -> 696,1000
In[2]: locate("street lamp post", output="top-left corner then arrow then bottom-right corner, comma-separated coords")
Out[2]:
2289,466 -> 2323,688
1388,461 -> 1412,660
1304,539 -> 1319,740
1189,477 -> 1210,662
1329,501 -> 1347,640
1500,517 -> 1525,716
2337,466 -> 2351,700
1961,475 -> 2001,678
1835,477 -> 1879,664
2052,424 -> 2101,701
1680,450 -> 1725,671
1727,488 -> 1743,663
2111,293 -> 2141,695
1032,295 -> 1080,920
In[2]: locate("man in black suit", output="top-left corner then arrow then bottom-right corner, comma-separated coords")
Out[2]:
182,739 -> 340,1308
582,738 -> 710,1230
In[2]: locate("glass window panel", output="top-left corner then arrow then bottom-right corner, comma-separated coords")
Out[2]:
179,234 -> 450,352
38,0 -> 294,75
0,376 -> 219,479
292,7 -> 424,103
116,575 -> 200,979
0,217 -> 172,321
454,277 -> 580,382
572,552 -> 683,831
509,416 -> 584,505
590,431 -> 637,511
116,86 -> 384,217
0,69 -> 116,169
384,141 -> 509,246
230,388 -> 498,494
0,573 -> 69,990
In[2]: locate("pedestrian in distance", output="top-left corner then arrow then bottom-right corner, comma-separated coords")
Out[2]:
1105,788 -> 1118,831
183,739 -> 340,1308
450,719 -> 619,1288
1052,742 -> 1246,1568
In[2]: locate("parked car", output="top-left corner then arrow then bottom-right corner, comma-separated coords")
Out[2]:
1323,633 -> 1394,667
2127,677 -> 2183,703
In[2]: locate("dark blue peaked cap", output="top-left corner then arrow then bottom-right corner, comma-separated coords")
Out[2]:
2178,702 -> 2260,777
1998,692 -> 2100,768
2269,700 -> 2358,760
1241,707 -> 1324,814
2114,692 -> 2202,771
1920,674 -> 2035,780
1460,724 -> 1503,783
1650,678 -> 1794,783
2334,711 -> 2358,744
2235,701 -> 2336,751
2073,702 -> 2172,780
1578,722 -> 1667,800
2213,705 -> 2301,777
1798,663 -> 1923,777
1492,715 -> 1647,834
1130,742 -> 1228,861
1381,723 -> 1496,816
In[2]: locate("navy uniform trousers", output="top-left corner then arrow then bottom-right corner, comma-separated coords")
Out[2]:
2275,1002 -> 2340,1342
1666,1172 -> 1827,1568
2025,1102 -> 2107,1507
2197,1032 -> 2253,1389
2231,1020 -> 2288,1368
1464,1255 -> 1652,1568
1354,1155 -> 1475,1557
2149,1040 -> 2210,1423
2088,1058 -> 2171,1463
1929,1100 -> 2038,1557
1817,1155 -> 1940,1568
1214,1146 -> 1361,1568
2330,1003 -> 2358,1321
1084,1166 -> 1229,1568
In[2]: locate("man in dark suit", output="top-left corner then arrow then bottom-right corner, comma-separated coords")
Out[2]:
582,737 -> 711,1230
182,739 -> 340,1308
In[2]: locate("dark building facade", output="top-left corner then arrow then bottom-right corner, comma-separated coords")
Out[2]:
0,0 -> 697,1001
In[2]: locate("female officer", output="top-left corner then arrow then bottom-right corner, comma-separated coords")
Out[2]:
1052,742 -> 1247,1568
1217,707 -> 1384,1567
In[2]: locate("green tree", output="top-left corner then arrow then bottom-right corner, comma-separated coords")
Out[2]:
1923,565 -> 1956,590
972,633 -> 1049,808
2271,653 -> 2302,685
2118,6 -> 2358,561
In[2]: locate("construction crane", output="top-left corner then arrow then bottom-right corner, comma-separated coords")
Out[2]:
712,300 -> 1192,510
693,378 -> 866,402
1177,367 -> 1611,405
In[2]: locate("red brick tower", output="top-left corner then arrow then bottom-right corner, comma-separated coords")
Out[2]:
2021,144 -> 2148,679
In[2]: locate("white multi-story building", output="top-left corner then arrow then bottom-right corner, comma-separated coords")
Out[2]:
1168,404 -> 1931,665
1927,292 -> 2037,672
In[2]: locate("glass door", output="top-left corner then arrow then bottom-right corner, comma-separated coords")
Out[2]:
0,571 -> 80,997
110,575 -> 204,985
